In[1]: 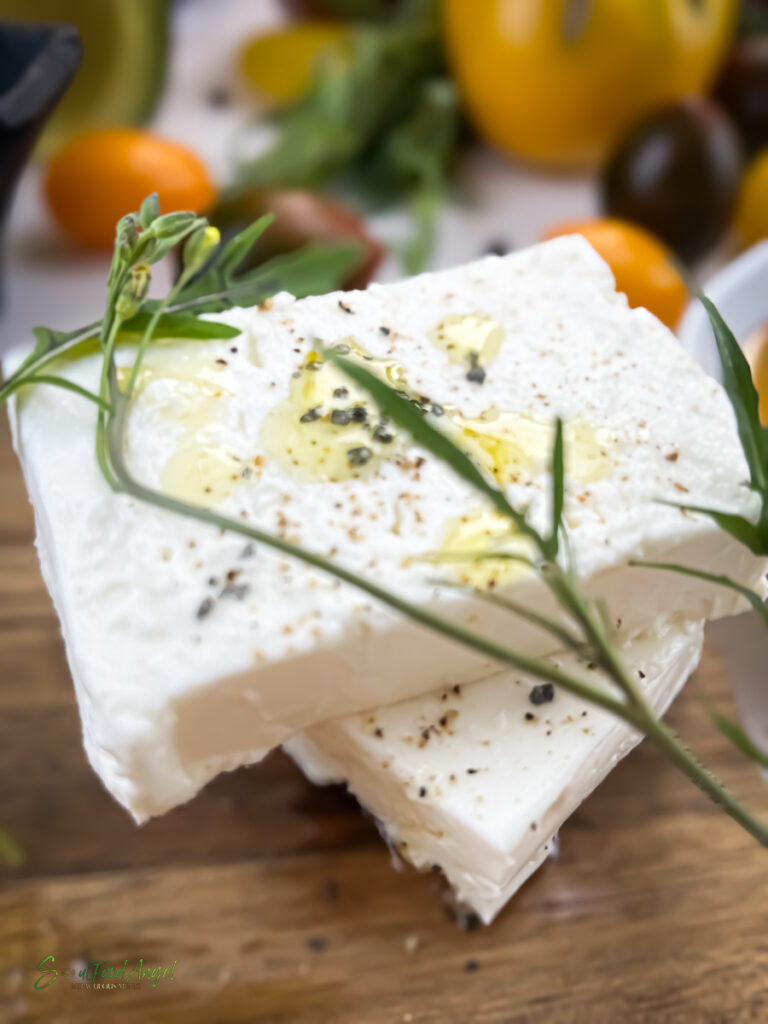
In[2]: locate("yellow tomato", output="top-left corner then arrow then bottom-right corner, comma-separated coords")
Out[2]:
441,0 -> 737,167
735,149 -> 768,249
240,22 -> 349,104
46,130 -> 215,249
542,218 -> 688,329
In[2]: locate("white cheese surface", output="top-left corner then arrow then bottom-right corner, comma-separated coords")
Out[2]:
5,237 -> 765,821
287,619 -> 705,924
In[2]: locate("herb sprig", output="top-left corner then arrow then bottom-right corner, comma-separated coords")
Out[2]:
2,197 -> 767,867
629,293 -> 768,770
0,207 -> 362,412
662,296 -> 768,556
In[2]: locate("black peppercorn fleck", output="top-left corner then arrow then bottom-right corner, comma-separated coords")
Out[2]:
332,387 -> 349,399
331,409 -> 351,426
373,423 -> 394,443
530,683 -> 555,706
350,405 -> 368,423
300,407 -> 321,423
196,597 -> 214,620
347,446 -> 372,466
466,363 -> 486,384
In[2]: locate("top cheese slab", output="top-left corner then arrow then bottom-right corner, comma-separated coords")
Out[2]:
7,236 -> 766,821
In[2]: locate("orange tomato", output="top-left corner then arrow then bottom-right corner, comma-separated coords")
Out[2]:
542,218 -> 688,329
45,130 -> 215,249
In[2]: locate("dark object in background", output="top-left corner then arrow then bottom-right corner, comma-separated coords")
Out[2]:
213,188 -> 384,290
280,0 -> 405,20
0,21 -> 81,285
740,0 -> 768,38
714,38 -> 768,157
602,97 -> 743,264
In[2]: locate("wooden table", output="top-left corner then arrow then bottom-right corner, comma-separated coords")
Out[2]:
1,416 -> 767,1024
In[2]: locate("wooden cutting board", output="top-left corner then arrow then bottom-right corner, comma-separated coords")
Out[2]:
1,415 -> 767,1024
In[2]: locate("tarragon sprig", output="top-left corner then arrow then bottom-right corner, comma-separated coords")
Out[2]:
3,197 -> 768,864
629,292 -> 768,770
662,296 -> 768,555
0,200 -> 363,413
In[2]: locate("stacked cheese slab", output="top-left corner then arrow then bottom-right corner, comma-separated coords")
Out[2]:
287,619 -> 704,923
7,237 -> 766,918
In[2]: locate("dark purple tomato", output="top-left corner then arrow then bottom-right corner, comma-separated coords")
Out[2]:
714,38 -> 768,157
601,97 -> 743,263
213,187 -> 384,291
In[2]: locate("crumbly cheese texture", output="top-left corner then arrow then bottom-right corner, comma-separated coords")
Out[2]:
6,237 -> 765,821
286,619 -> 705,924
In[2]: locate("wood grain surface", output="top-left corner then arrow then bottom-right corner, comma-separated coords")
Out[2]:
1,414 -> 767,1024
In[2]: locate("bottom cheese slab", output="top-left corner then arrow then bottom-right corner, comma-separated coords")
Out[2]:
286,619 -> 704,923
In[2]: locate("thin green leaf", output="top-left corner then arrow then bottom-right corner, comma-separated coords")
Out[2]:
121,311 -> 240,341
216,214 -> 274,277
630,560 -> 768,628
237,242 -> 364,301
661,501 -> 768,556
706,706 -> 768,772
549,417 -> 565,559
171,241 -> 364,314
14,374 -> 112,411
441,581 -> 586,656
327,349 -> 540,542
701,295 -> 768,494
369,77 -> 459,273
0,826 -> 23,867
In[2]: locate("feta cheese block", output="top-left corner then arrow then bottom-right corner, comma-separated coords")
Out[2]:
6,236 -> 766,822
286,618 -> 705,924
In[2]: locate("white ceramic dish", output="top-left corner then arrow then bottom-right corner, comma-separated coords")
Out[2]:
677,240 -> 768,379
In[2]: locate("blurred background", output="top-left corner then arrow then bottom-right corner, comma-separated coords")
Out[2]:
0,0 -> 766,410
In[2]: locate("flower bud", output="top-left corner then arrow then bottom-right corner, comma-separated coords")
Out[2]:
183,225 -> 220,275
115,262 -> 151,320
139,193 -> 160,230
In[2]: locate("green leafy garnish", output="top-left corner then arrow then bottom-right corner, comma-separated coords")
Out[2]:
665,295 -> 768,556
362,76 -> 459,274
227,0 -> 458,272
630,561 -> 768,629
0,209 -> 361,409
703,702 -> 768,773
